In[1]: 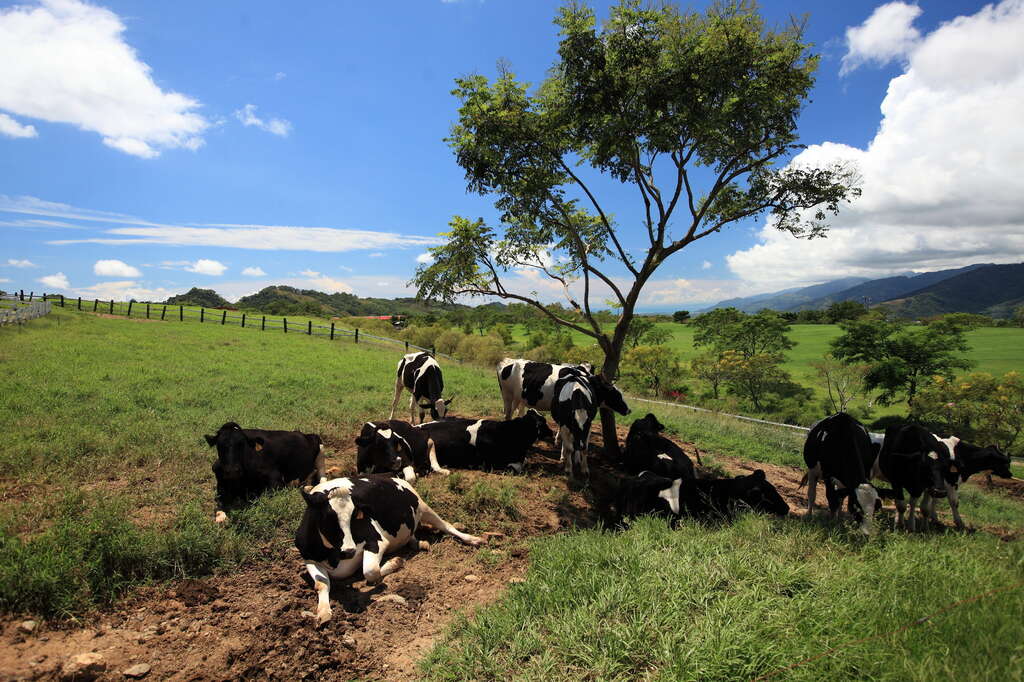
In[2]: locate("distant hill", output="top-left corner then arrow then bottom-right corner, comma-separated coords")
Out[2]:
878,263 -> 1024,319
234,286 -> 474,317
706,277 -> 870,313
793,264 -> 990,311
165,288 -> 231,308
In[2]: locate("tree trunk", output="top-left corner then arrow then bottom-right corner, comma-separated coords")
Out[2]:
599,333 -> 626,460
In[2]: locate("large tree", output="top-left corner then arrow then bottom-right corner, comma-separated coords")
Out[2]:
415,0 -> 860,452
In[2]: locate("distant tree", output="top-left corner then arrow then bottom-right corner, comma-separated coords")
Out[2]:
913,371 -> 1024,454
795,309 -> 825,324
672,310 -> 691,323
414,0 -> 860,454
690,351 -> 730,400
831,319 -> 973,405
693,309 -> 795,359
719,351 -> 791,411
780,311 -> 798,322
1012,305 -> 1024,328
824,300 -> 868,324
624,318 -> 656,348
643,325 -> 673,346
622,345 -> 685,397
810,355 -> 871,414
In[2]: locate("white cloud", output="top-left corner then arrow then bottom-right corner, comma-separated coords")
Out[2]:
0,278 -> 10,283
368,252 -> 384,258
701,260 -> 712,270
841,2 -> 923,75
0,112 -> 36,138
6,258 -> 36,268
729,0 -> 1024,287
0,0 -> 208,157
338,265 -> 353,273
184,259 -> 227,276
93,259 -> 140,277
72,280 -> 183,302
234,104 -> 292,137
274,72 -> 287,81
241,266 -> 266,277
416,252 -> 434,264
299,269 -> 321,277
38,272 -> 69,289
305,276 -> 352,293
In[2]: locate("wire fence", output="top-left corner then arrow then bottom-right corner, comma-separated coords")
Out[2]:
0,299 -> 52,326
0,290 -> 457,361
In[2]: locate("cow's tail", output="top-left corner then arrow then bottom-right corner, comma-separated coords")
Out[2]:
797,472 -> 809,489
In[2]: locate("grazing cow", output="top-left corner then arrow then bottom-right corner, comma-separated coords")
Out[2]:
872,424 -> 953,531
878,423 -> 1013,530
414,410 -> 554,473
389,352 -> 453,424
205,422 -> 325,523
355,419 -> 452,480
801,412 -> 880,534
295,475 -> 484,626
496,358 -> 593,419
551,372 -> 629,478
682,471 -> 790,519
623,413 -> 696,480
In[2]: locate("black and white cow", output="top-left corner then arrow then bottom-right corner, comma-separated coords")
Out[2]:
682,471 -> 790,519
623,413 -> 696,480
355,419 -> 451,480
610,471 -> 683,523
801,412 -> 880,534
205,422 -> 325,523
414,410 -> 554,473
551,372 -> 629,478
877,423 -> 1013,530
496,358 -> 592,419
295,475 -> 484,626
390,352 -> 453,425
872,424 -> 953,531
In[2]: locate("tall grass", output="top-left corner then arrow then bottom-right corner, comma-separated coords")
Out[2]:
422,515 -> 1024,681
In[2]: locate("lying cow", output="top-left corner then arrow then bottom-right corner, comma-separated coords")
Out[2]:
623,413 -> 696,480
551,372 -> 629,478
496,358 -> 592,419
295,475 -> 484,626
872,424 -> 954,531
355,420 -> 444,481
880,423 -> 1012,530
389,352 -> 453,424
414,410 -> 554,473
205,422 -> 325,523
801,412 -> 880,534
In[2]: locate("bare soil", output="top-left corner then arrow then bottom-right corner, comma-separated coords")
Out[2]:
1,422 -> 1018,680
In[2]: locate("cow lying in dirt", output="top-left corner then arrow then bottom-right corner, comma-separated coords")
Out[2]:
295,475 -> 485,626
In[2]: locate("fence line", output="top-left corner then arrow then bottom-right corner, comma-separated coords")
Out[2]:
628,394 -> 812,433
0,291 -> 457,362
0,299 -> 52,326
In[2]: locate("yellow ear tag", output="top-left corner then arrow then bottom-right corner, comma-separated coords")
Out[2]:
254,442 -> 263,452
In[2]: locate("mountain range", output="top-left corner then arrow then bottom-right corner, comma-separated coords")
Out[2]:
704,263 -> 1024,318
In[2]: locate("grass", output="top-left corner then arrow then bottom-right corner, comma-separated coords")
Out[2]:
421,514 -> 1024,681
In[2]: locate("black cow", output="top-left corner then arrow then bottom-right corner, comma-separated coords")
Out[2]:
623,413 -> 696,480
872,424 -> 953,531
414,410 -> 554,473
355,420 -> 429,481
496,358 -> 593,419
205,422 -> 325,523
801,412 -> 880,534
296,475 -> 484,626
389,352 -> 453,424
682,471 -> 790,519
610,471 -> 683,522
878,424 -> 1012,530
551,372 -> 629,478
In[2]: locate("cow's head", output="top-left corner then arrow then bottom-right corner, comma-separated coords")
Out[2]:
590,375 -> 630,416
525,409 -> 555,444
420,395 -> 455,421
300,484 -> 361,560
205,422 -> 262,481
733,470 -> 789,517
847,483 -> 880,535
355,423 -> 414,480
630,413 -> 664,437
953,441 -> 1013,481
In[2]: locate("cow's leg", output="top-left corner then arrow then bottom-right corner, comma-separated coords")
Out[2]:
418,503 -> 484,546
946,483 -> 964,530
389,377 -> 404,420
407,534 -> 430,551
306,562 -> 333,626
409,394 -> 417,424
922,493 -> 937,527
558,425 -> 571,466
312,444 -> 327,485
892,487 -> 907,529
426,438 -> 450,475
906,494 -> 919,532
805,464 -> 821,516
502,393 -> 514,421
363,550 -> 405,585
579,435 -> 591,477
824,480 -> 841,521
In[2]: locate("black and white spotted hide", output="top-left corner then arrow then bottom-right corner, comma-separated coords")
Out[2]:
295,475 -> 484,626
390,352 -> 453,424
550,373 -> 629,479
355,420 -> 431,482
496,358 -> 592,419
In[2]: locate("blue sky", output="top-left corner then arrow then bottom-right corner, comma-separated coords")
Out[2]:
2,0 -> 1022,310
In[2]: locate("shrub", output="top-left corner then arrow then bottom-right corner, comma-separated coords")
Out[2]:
435,329 -> 466,356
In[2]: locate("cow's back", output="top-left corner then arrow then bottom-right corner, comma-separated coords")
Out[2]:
804,413 -> 873,484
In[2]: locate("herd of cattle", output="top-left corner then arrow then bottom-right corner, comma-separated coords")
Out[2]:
202,351 -> 1015,625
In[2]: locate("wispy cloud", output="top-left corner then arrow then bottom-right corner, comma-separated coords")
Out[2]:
234,104 -> 292,137
701,260 -> 712,270
241,266 -> 266,277
0,113 -> 37,139
6,258 -> 37,268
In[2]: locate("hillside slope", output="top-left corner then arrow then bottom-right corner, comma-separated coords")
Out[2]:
705,277 -> 869,313
796,263 -> 989,310
880,263 -> 1024,318
235,285 -> 473,317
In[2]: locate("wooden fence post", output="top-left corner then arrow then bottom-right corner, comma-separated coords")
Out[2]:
330,322 -> 335,340
221,310 -> 227,325
28,292 -> 33,301
179,305 -> 183,322
146,303 -> 150,319
241,313 -> 246,328
261,316 -> 265,331
19,290 -> 24,301
200,308 -> 205,323
93,299 -> 98,312
60,295 -> 65,307
77,296 -> 81,310
405,340 -> 409,351
283,317 -> 288,333
109,300 -> 114,314
127,300 -> 133,317
161,305 -> 167,321
355,328 -> 359,344
307,320 -> 312,335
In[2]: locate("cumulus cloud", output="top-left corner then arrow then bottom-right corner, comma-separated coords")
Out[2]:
728,0 -> 1024,287
6,258 -> 36,268
0,0 -> 208,157
184,259 -> 227,276
234,104 -> 292,137
304,276 -> 352,294
416,252 -> 434,264
93,259 -> 140,277
0,112 -> 36,138
841,2 -> 923,75
241,266 -> 266,276
38,272 -> 69,289
73,280 -> 183,302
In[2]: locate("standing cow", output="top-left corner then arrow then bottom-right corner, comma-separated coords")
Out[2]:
205,422 -> 326,523
295,475 -> 484,626
801,412 -> 880,534
551,372 -> 629,478
496,358 -> 592,419
390,351 -> 453,424
872,424 -> 954,531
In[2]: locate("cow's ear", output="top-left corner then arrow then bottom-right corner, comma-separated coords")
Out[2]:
300,486 -> 324,506
752,470 -> 766,481
204,434 -> 217,447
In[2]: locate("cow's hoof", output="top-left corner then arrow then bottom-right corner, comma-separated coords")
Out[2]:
418,541 -> 430,551
365,570 -> 382,585
214,511 -> 228,525
314,607 -> 332,627
466,535 -> 486,547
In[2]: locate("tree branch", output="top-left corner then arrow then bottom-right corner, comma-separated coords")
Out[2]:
453,285 -> 599,339
558,160 -> 639,277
